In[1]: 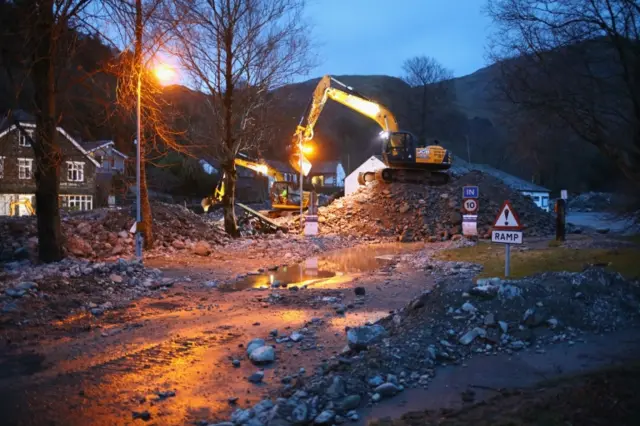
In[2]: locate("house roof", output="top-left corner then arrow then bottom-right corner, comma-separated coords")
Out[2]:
0,110 -> 35,131
309,160 -> 343,174
264,159 -> 297,175
83,140 -> 113,152
83,140 -> 129,159
0,115 -> 101,168
453,160 -> 551,193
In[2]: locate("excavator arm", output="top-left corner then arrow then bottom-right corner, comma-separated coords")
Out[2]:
290,75 -> 401,173
294,75 -> 399,143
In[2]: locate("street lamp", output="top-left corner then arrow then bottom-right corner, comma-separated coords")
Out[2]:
135,63 -> 176,260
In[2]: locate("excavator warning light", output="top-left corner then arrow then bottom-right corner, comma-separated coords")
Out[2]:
379,131 -> 390,139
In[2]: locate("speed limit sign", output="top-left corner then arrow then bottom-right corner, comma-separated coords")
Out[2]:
463,198 -> 479,214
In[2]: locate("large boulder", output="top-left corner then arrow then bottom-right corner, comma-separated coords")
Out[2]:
249,346 -> 275,365
192,240 -> 211,256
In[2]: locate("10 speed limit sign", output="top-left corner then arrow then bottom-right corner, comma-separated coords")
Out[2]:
463,198 -> 479,214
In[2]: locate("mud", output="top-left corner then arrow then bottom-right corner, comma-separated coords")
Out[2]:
0,242 -> 434,426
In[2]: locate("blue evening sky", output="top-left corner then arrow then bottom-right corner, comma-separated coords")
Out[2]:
304,0 -> 493,80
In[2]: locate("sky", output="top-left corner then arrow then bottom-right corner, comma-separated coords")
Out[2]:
303,0 -> 493,80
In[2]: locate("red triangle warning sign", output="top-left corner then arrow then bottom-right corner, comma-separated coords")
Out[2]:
493,200 -> 523,230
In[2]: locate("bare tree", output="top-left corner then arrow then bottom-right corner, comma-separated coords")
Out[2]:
170,0 -> 313,236
401,56 -> 454,144
1,0 -> 93,262
486,0 -> 640,188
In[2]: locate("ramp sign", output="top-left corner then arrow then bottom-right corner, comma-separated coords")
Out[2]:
491,201 -> 524,277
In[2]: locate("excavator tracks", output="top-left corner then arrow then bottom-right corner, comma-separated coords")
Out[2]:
358,168 -> 450,187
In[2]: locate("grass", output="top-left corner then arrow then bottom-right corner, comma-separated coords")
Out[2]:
436,240 -> 640,280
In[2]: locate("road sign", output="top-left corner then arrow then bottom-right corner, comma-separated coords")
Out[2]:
491,230 -> 523,244
462,198 -> 479,214
493,200 -> 523,230
462,214 -> 478,236
463,186 -> 479,199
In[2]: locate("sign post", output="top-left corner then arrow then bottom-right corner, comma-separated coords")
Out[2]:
462,186 -> 479,237
491,200 -> 523,277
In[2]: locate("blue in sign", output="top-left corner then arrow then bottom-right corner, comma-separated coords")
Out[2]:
463,186 -> 479,199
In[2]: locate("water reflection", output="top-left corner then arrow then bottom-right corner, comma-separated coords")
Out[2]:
225,242 -> 424,291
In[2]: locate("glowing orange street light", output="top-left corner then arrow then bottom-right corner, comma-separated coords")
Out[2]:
153,63 -> 176,84
301,144 -> 314,155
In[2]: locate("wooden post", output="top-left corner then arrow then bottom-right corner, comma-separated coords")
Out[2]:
555,199 -> 566,241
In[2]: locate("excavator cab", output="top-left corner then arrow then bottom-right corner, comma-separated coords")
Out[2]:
270,181 -> 309,211
382,131 -> 451,172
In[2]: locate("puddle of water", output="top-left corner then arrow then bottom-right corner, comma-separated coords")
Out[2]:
225,242 -> 425,291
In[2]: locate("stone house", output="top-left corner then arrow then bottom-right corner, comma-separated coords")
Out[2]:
0,112 -> 100,216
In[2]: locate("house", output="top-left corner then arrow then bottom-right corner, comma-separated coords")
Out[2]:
0,112 -> 100,216
83,140 -> 128,173
464,163 -> 552,212
344,155 -> 385,196
263,159 -> 299,184
304,160 -> 345,189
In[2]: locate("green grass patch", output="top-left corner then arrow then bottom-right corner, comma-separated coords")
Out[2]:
436,240 -> 640,280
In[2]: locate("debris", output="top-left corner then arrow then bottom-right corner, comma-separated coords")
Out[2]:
248,371 -> 265,383
354,287 -> 366,296
347,325 -> 387,350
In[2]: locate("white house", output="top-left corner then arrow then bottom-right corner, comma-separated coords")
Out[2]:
344,155 -> 385,195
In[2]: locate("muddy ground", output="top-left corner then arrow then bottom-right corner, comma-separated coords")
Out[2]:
0,240 -> 435,425
0,233 -> 638,426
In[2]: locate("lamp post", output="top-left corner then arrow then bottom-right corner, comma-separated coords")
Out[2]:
135,63 -> 176,261
135,73 -> 142,260
299,141 -> 304,220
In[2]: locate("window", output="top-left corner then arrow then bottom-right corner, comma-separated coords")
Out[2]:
67,161 -> 85,182
19,129 -> 34,147
311,175 -> 324,186
60,195 -> 93,211
110,157 -> 115,169
18,158 -> 33,179
542,197 -> 549,207
0,156 -> 4,178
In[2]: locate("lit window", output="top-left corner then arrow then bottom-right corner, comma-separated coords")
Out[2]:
542,197 -> 549,207
59,194 -> 93,211
0,156 -> 4,178
19,129 -> 34,147
67,161 -> 85,182
18,158 -> 33,179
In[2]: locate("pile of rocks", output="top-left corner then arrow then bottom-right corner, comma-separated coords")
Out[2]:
0,257 -> 175,321
0,202 -> 230,262
217,267 -> 640,426
282,171 -> 555,241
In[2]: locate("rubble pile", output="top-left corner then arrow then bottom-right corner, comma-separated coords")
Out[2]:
284,171 -> 555,241
0,257 -> 174,322
0,202 -> 229,261
568,192 -> 621,212
221,267 -> 640,426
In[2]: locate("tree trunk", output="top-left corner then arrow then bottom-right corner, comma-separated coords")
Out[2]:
32,0 -> 63,263
222,160 -> 239,237
420,85 -> 428,144
140,157 -> 154,249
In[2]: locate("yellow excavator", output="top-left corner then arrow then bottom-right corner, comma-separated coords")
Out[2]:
201,155 -> 310,215
9,199 -> 35,216
290,75 -> 452,185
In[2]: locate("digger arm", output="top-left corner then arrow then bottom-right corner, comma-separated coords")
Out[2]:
293,75 -> 400,145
